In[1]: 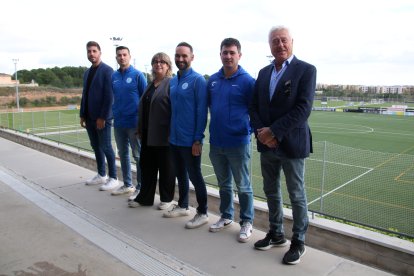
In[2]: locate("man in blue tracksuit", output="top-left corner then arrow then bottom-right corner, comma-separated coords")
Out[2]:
163,42 -> 209,229
110,46 -> 147,198
207,38 -> 255,242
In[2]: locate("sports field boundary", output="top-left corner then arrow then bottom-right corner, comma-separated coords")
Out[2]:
0,127 -> 412,275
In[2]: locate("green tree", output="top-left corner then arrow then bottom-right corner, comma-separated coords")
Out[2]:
45,96 -> 57,105
19,97 -> 29,107
62,75 -> 74,87
14,66 -> 87,88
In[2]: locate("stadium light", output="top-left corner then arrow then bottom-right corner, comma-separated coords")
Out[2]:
12,58 -> 20,112
110,36 -> 123,70
144,64 -> 149,83
266,55 -> 273,64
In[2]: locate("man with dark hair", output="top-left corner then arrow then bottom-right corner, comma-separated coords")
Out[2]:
207,37 -> 255,242
163,42 -> 209,229
110,46 -> 147,198
80,41 -> 118,190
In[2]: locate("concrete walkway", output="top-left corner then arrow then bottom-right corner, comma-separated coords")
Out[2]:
0,137 -> 394,276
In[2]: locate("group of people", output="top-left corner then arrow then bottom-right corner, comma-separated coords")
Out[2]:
79,25 -> 316,265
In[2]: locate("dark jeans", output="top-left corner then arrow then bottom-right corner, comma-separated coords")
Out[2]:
170,144 -> 208,214
85,118 -> 117,179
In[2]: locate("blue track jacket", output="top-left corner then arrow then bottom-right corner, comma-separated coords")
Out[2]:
112,66 -> 147,128
170,68 -> 207,147
208,65 -> 255,147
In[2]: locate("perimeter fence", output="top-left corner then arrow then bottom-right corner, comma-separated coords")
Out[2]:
1,109 -> 413,238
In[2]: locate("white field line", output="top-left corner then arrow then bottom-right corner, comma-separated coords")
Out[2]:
35,127 -> 86,136
311,124 -> 374,133
307,157 -> 372,170
28,124 -> 79,132
372,130 -> 414,138
307,167 -> 374,205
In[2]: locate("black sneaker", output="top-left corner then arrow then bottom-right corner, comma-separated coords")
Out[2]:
254,232 -> 288,250
283,241 -> 306,265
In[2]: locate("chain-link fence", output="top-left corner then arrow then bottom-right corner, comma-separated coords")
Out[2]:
1,109 -> 413,238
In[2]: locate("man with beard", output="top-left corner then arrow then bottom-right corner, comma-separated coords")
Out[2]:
163,42 -> 209,230
80,41 -> 118,190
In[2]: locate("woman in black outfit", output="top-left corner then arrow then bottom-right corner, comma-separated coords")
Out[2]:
129,52 -> 175,208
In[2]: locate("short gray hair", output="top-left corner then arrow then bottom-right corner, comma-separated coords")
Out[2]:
268,26 -> 292,43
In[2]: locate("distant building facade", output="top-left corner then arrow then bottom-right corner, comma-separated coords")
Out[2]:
0,73 -> 38,87
316,83 -> 410,95
360,85 -> 404,94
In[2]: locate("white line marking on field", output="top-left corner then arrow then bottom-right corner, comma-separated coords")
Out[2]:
308,157 -> 372,170
308,168 -> 374,205
27,124 -> 86,136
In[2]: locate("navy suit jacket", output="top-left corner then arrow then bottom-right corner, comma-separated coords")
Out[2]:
80,62 -> 114,121
249,56 -> 316,158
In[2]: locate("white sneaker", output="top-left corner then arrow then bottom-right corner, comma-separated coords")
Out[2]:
209,218 -> 233,232
111,185 -> 135,195
163,204 -> 190,218
128,189 -> 139,201
158,201 -> 173,210
99,178 -> 119,191
186,213 -> 209,229
238,221 -> 253,243
128,201 -> 140,208
86,174 -> 107,185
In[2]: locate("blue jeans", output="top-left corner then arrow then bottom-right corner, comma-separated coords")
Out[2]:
114,127 -> 141,189
209,144 -> 254,224
85,119 -> 117,179
260,151 -> 309,243
170,144 -> 208,214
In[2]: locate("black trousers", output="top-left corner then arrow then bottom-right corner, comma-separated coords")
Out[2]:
136,143 -> 175,205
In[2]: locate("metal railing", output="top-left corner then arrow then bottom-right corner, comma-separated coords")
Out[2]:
1,109 -> 413,239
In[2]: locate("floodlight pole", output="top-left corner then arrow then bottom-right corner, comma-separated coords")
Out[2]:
266,55 -> 274,64
110,36 -> 123,70
12,58 -> 20,112
144,64 -> 149,83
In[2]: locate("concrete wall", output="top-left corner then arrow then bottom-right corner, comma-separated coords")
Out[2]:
0,74 -> 16,85
0,74 -> 38,87
0,128 -> 413,276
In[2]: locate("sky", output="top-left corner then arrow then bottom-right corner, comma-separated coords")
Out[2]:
1,0 -> 413,86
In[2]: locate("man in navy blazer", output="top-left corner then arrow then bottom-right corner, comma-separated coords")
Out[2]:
80,41 -> 118,190
249,26 -> 316,265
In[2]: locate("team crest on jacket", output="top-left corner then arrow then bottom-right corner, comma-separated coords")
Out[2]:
126,77 -> 132,83
181,83 -> 189,89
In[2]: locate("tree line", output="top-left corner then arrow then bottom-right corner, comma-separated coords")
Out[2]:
15,66 -> 88,88
14,66 -> 209,89
13,67 -> 412,101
